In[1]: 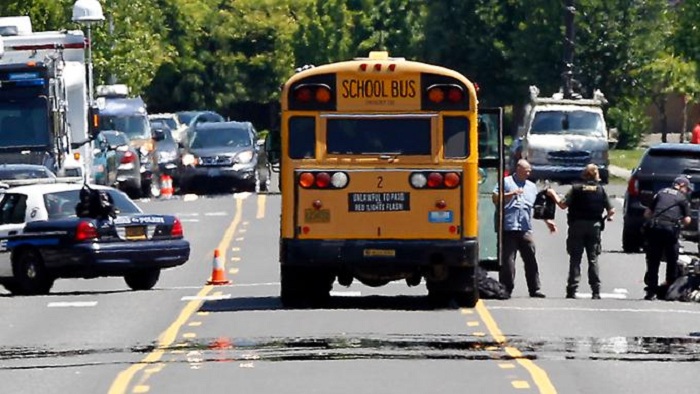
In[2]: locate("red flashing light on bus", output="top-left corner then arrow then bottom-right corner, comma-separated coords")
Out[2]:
427,84 -> 464,104
293,84 -> 332,104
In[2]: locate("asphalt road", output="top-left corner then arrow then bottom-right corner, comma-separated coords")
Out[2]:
0,179 -> 698,394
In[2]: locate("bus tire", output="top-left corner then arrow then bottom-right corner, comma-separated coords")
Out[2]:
281,266 -> 332,307
427,267 -> 479,308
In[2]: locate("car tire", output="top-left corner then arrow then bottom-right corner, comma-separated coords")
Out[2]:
124,268 -> 160,291
622,226 -> 643,253
12,249 -> 54,295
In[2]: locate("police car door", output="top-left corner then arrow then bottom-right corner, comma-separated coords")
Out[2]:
477,108 -> 504,271
0,193 -> 28,277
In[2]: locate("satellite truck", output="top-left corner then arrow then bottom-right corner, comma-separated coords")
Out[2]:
0,16 -> 98,182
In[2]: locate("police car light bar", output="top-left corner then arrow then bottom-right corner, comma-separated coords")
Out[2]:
95,84 -> 129,98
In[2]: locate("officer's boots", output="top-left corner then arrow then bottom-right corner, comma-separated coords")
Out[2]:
591,287 -> 601,300
566,287 -> 576,299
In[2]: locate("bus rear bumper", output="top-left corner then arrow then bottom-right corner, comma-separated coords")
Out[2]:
280,238 -> 478,269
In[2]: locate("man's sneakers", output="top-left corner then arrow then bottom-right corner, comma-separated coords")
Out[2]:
529,291 -> 546,298
591,292 -> 601,300
644,292 -> 657,301
566,288 -> 576,299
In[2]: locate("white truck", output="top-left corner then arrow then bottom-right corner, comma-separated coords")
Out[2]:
511,86 -> 614,184
0,16 -> 96,181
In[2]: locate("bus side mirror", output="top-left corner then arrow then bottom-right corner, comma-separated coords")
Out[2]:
265,129 -> 281,165
88,106 -> 100,139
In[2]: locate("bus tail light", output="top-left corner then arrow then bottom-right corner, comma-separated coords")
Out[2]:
427,172 -> 444,188
298,171 -> 349,189
315,87 -> 332,103
410,171 -> 461,189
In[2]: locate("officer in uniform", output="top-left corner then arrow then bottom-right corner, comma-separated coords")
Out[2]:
548,164 -> 615,299
642,176 -> 691,300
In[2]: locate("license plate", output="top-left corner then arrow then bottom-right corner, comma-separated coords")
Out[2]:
304,208 -> 330,223
363,249 -> 396,257
125,226 -> 147,240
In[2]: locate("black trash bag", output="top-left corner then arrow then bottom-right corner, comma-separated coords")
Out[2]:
476,267 -> 510,299
665,275 -> 700,302
533,189 -> 555,220
75,185 -> 117,220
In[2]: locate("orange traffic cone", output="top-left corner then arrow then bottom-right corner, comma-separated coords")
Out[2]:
160,175 -> 174,199
207,249 -> 231,285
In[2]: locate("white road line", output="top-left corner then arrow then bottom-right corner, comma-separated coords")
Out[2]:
330,291 -> 362,297
486,306 -> 700,315
179,219 -> 200,223
575,292 -> 627,299
47,301 -> 97,308
613,288 -> 629,294
183,194 -> 199,201
175,213 -> 200,217
181,294 -> 232,301
235,192 -> 252,199
204,212 -> 228,216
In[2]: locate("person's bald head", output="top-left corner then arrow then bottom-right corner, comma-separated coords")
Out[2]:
515,159 -> 532,180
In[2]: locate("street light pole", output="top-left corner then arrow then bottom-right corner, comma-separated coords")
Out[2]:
562,0 -> 576,99
72,0 -> 105,106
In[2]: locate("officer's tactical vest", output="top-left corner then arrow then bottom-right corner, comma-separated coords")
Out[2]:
567,182 -> 606,222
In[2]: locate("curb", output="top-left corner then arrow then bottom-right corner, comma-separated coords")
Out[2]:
609,165 -> 631,181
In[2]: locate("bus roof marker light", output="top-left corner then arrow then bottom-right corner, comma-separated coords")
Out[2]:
374,63 -> 382,71
331,172 -> 348,188
388,64 -> 396,72
359,64 -> 368,71
410,173 -> 427,188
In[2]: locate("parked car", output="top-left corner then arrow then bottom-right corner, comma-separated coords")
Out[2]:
0,182 -> 190,295
0,164 -> 56,190
94,130 -> 142,197
622,143 -> 700,253
179,121 -> 263,193
149,113 -> 186,142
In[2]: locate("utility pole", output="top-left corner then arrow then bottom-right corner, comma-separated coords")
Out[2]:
562,0 -> 576,99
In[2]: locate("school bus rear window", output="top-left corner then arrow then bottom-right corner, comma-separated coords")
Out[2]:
443,116 -> 469,158
288,116 -> 316,159
326,117 -> 431,155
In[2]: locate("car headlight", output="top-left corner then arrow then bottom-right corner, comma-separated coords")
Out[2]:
182,154 -> 198,166
527,148 -> 548,163
590,149 -> 608,162
235,150 -> 254,164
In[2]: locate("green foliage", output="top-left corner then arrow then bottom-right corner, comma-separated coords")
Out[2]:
606,97 -> 650,149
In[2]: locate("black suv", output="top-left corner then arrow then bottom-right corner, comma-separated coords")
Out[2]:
622,143 -> 700,253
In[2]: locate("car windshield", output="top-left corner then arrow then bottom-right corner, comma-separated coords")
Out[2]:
641,149 -> 700,174
530,110 -> 605,137
326,117 -> 431,155
103,132 -> 129,147
0,98 -> 51,148
0,167 -> 53,180
99,115 -> 150,140
44,189 -> 142,220
190,127 -> 251,149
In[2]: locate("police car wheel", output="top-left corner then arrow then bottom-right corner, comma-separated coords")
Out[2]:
12,250 -> 54,295
124,269 -> 160,291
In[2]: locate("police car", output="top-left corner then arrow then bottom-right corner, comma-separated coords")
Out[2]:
0,182 -> 190,295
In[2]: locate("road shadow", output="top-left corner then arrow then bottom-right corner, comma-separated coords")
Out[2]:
200,295 -> 456,312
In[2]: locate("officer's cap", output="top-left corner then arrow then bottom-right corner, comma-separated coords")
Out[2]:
674,176 -> 691,189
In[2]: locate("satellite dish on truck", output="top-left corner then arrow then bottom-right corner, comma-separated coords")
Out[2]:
71,0 -> 105,24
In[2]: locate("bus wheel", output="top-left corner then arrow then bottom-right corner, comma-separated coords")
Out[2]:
427,267 -> 479,308
281,266 -> 332,308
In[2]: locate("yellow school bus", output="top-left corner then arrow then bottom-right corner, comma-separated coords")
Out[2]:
270,52 -> 503,307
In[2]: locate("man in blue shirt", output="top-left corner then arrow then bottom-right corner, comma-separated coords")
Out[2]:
492,159 -> 555,298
